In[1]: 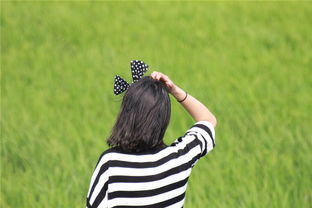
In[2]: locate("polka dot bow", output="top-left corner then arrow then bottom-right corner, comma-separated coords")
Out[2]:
113,60 -> 149,95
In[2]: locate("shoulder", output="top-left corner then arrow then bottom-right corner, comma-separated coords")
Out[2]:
94,147 -> 120,167
169,121 -> 216,158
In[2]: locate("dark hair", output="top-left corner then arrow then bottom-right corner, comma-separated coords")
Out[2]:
107,76 -> 171,153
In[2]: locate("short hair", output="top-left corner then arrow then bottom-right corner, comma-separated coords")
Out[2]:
107,76 -> 171,153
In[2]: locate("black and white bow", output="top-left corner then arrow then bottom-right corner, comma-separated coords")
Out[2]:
113,60 -> 149,95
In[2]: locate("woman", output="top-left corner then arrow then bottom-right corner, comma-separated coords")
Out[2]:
86,63 -> 217,208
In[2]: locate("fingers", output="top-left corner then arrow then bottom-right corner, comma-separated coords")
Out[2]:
150,71 -> 174,87
150,71 -> 158,80
155,72 -> 163,81
150,71 -> 163,81
150,71 -> 176,93
151,71 -> 169,82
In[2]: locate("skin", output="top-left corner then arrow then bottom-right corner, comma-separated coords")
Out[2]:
150,71 -> 217,127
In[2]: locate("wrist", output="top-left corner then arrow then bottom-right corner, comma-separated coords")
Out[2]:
171,86 -> 186,101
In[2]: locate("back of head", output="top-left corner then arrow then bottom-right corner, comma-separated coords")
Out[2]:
107,76 -> 171,153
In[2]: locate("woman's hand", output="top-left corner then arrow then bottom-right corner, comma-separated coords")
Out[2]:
150,71 -> 216,125
150,71 -> 177,94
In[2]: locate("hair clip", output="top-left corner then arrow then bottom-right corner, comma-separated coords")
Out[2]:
113,60 -> 149,95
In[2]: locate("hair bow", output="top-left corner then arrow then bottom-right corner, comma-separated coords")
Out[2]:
113,60 -> 149,95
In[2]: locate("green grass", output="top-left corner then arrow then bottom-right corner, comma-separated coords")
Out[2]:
1,1 -> 311,207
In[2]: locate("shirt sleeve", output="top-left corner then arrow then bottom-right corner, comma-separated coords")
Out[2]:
185,120 -> 216,157
170,121 -> 216,167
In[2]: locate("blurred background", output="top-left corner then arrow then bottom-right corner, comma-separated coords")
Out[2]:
1,1 -> 311,207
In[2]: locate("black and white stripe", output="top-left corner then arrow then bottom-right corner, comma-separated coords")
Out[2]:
86,121 -> 216,208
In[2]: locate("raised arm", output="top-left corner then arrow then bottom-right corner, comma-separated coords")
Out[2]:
150,71 -> 217,127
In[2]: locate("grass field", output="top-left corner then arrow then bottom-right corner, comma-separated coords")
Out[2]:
1,1 -> 312,208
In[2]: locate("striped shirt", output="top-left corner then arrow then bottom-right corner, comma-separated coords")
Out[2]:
86,121 -> 216,208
